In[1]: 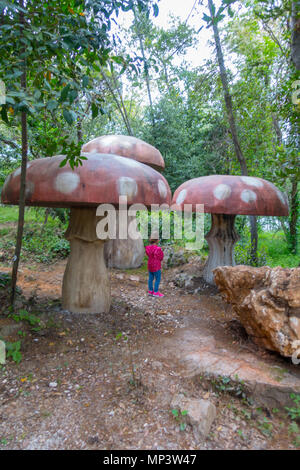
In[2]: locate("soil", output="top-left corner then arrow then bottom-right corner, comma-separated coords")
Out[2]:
0,257 -> 299,450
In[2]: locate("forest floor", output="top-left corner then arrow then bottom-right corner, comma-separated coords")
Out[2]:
0,256 -> 300,450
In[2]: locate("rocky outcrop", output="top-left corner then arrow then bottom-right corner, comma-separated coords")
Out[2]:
214,266 -> 300,357
163,246 -> 188,268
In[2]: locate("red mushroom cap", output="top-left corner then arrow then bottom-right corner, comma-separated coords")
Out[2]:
172,175 -> 289,216
81,135 -> 165,171
1,154 -> 171,209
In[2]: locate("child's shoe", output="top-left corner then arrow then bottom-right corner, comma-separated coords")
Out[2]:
148,290 -> 154,296
153,291 -> 164,297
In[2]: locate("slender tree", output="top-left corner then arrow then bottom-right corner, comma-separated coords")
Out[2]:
291,0 -> 300,70
132,6 -> 156,129
206,0 -> 258,262
11,0 -> 28,304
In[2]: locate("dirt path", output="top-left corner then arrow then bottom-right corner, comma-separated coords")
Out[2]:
0,260 -> 299,450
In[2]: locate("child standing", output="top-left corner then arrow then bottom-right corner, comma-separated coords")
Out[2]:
145,235 -> 164,297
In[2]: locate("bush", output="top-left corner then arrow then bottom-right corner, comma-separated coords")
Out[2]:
235,240 -> 267,267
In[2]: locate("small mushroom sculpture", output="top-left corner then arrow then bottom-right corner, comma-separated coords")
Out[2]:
81,135 -> 165,269
1,153 -> 171,313
172,175 -> 289,284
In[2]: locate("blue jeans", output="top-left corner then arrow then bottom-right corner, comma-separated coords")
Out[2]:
148,270 -> 161,293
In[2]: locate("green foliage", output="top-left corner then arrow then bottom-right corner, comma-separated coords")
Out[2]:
0,206 -> 69,263
0,272 -> 11,288
234,224 -> 299,268
258,231 -> 300,267
210,374 -> 249,402
8,309 -> 40,327
22,224 -> 70,262
140,94 -> 228,192
5,340 -> 22,364
258,417 -> 273,437
286,394 -> 300,421
235,239 -> 268,267
0,0 -> 158,164
171,408 -> 189,432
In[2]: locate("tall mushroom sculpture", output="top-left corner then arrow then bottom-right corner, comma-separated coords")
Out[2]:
81,135 -> 165,269
1,153 -> 171,313
172,175 -> 289,284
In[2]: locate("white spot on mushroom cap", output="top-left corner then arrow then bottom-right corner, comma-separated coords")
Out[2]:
241,176 -> 263,188
176,189 -> 187,205
25,180 -> 35,199
214,184 -> 231,200
276,189 -> 287,206
12,163 -> 32,178
101,135 -> 118,146
121,158 -> 141,168
118,176 -> 138,199
158,180 -> 168,199
119,141 -> 132,150
95,136 -> 133,153
103,135 -> 133,149
2,174 -> 12,192
241,189 -> 257,203
13,167 -> 21,177
54,172 -> 80,194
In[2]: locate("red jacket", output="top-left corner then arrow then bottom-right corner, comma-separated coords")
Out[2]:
145,245 -> 164,272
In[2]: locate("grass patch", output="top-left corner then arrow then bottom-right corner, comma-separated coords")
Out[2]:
0,206 -> 69,264
0,205 -> 41,224
258,231 -> 299,268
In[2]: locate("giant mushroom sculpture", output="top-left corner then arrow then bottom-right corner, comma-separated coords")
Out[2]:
1,153 -> 171,313
172,175 -> 289,284
81,135 -> 165,269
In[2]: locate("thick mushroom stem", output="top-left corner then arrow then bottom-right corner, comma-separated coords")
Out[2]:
62,207 -> 111,313
104,212 -> 145,269
203,214 -> 240,285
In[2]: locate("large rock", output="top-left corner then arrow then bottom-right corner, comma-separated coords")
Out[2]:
214,266 -> 300,357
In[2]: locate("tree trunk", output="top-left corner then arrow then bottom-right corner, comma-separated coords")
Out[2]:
104,212 -> 145,269
203,213 -> 240,284
133,7 -> 155,130
10,0 -> 27,306
77,118 -> 82,143
291,0 -> 300,70
207,0 -> 258,262
289,177 -> 298,254
62,208 -> 111,313
99,66 -> 133,136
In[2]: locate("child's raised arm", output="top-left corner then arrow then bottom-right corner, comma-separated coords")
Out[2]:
156,246 -> 164,261
145,245 -> 151,257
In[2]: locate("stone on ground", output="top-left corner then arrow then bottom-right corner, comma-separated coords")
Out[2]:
171,393 -> 217,439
